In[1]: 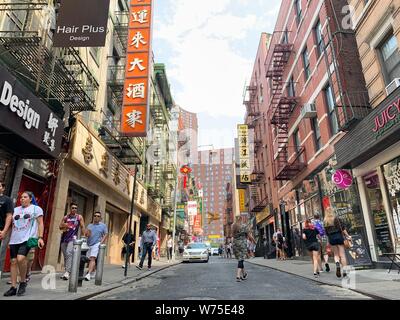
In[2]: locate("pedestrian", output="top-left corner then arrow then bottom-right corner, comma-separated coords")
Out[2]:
292,228 -> 301,257
136,223 -> 157,271
167,235 -> 173,261
226,241 -> 232,259
137,234 -> 142,259
323,208 -> 352,278
218,244 -> 223,257
302,219 -> 322,278
263,236 -> 268,259
84,211 -> 108,281
273,228 -> 285,260
0,181 -> 13,243
122,230 -> 135,268
232,216 -> 255,282
59,202 -> 85,280
313,213 -> 330,272
178,240 -> 184,256
4,191 -> 45,297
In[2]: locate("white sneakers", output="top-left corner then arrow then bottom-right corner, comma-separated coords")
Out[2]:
61,272 -> 69,280
85,273 -> 91,281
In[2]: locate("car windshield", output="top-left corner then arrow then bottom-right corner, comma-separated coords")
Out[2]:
187,243 -> 207,249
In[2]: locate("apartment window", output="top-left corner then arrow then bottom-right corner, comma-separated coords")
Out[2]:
378,33 -> 400,85
302,47 -> 311,80
325,85 -> 339,135
282,28 -> 289,44
287,76 -> 296,97
295,0 -> 302,25
314,19 -> 323,57
311,117 -> 322,151
294,129 -> 301,154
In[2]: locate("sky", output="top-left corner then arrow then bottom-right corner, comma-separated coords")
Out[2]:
153,0 -> 281,149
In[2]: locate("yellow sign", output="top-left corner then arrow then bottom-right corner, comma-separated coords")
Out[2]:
239,189 -> 246,212
208,235 -> 221,239
256,207 -> 270,224
238,124 -> 251,183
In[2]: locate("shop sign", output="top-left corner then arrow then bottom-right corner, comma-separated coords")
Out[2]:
187,201 -> 197,216
372,96 -> 400,139
239,189 -> 246,212
0,67 -> 63,158
256,207 -> 270,224
237,124 -> 251,183
208,235 -> 221,239
193,215 -> 202,232
345,234 -> 372,267
332,169 -> 353,189
53,0 -> 110,47
120,0 -> 154,137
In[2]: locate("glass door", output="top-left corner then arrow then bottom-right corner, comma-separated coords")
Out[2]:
364,172 -> 394,257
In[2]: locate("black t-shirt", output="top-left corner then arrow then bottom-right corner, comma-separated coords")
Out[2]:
303,228 -> 320,247
123,233 -> 134,245
0,195 -> 13,230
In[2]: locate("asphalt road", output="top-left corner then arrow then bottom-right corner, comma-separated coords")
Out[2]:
91,257 -> 372,300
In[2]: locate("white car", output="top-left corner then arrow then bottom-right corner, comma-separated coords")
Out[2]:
182,243 -> 209,263
211,247 -> 220,256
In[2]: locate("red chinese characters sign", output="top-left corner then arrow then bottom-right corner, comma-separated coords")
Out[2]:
121,0 -> 153,137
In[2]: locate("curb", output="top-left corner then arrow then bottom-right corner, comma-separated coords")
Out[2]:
75,261 -> 181,300
247,260 -> 389,301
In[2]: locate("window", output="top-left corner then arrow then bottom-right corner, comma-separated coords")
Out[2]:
287,76 -> 296,97
314,19 -> 323,57
311,117 -> 322,151
379,33 -> 400,85
282,28 -> 289,44
302,47 -> 311,80
294,129 -> 301,154
325,85 -> 339,135
295,0 -> 302,25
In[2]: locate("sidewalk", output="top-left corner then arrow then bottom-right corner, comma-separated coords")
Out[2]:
247,257 -> 400,300
0,258 -> 181,300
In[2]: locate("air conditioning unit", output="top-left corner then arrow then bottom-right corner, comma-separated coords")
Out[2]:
300,103 -> 317,119
386,78 -> 400,96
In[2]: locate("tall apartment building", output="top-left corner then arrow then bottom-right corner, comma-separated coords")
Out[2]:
0,1 -> 177,271
247,0 -> 371,260
194,148 -> 234,244
335,0 -> 400,264
178,107 -> 198,167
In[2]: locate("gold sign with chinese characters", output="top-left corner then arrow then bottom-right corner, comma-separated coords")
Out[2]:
238,124 -> 251,183
120,0 -> 153,137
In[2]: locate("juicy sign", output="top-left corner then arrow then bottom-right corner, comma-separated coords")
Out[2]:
120,0 -> 153,137
373,96 -> 400,136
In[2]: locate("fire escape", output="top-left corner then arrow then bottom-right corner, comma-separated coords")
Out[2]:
0,3 -> 99,117
266,32 -> 305,181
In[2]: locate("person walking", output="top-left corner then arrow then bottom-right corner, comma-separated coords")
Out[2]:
323,208 -> 352,278
273,228 -> 285,260
226,241 -> 232,259
4,191 -> 45,297
313,213 -> 330,272
302,219 -> 322,278
59,202 -> 85,280
122,230 -> 135,268
0,181 -> 13,243
167,235 -> 173,262
137,224 -> 157,271
84,211 -> 108,281
232,216 -> 255,282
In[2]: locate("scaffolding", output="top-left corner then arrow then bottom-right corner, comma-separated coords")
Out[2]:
0,2 -> 99,114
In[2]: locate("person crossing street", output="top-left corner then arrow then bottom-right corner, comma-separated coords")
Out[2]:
136,224 -> 157,271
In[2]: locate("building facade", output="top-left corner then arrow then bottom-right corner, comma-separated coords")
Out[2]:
335,0 -> 400,263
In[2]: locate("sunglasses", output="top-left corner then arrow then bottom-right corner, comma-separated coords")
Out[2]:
14,213 -> 31,220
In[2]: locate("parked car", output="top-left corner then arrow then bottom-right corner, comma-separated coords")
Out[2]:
211,247 -> 220,256
182,243 -> 209,263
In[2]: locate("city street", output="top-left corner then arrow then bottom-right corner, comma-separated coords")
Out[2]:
90,257 -> 371,300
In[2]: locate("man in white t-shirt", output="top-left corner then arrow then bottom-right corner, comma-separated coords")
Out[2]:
4,192 -> 44,297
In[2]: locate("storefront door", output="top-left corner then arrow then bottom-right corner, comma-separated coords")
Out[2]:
363,172 -> 394,257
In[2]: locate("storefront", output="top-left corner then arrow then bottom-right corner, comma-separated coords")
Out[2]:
283,157 -> 371,266
336,86 -> 400,263
0,66 -> 64,272
45,119 -> 155,269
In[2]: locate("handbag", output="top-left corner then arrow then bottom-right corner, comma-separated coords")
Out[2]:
337,217 -> 352,249
26,206 -> 39,249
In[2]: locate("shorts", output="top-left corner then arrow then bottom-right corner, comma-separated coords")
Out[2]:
306,242 -> 320,252
87,242 -> 100,258
9,242 -> 30,259
328,232 -> 344,246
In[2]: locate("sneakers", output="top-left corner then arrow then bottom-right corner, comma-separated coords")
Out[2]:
147,267 -> 151,271
236,277 -> 242,282
61,272 -> 69,280
16,282 -> 26,296
342,272 -> 348,278
25,273 -> 31,283
336,262 -> 341,278
314,273 -> 319,278
3,287 -> 17,297
85,273 -> 91,281
325,263 -> 330,272
241,272 -> 248,280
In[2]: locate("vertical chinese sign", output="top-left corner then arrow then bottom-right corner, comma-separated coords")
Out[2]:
237,124 -> 251,183
121,0 -> 153,137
